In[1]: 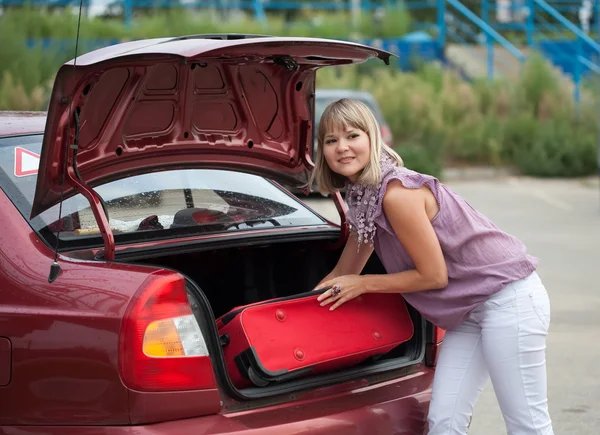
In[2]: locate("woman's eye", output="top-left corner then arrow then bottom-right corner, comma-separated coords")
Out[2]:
325,139 -> 336,144
349,134 -> 359,139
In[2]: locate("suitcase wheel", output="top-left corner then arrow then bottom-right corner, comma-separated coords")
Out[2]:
248,367 -> 270,387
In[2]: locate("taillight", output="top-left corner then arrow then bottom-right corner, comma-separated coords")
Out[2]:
119,272 -> 216,392
425,326 -> 445,367
434,327 -> 446,344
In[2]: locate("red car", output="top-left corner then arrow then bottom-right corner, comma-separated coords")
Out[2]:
0,35 -> 442,434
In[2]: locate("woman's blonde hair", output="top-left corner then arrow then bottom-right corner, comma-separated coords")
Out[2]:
308,98 -> 404,195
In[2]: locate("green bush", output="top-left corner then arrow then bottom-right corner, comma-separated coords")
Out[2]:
511,119 -> 598,177
396,141 -> 445,178
0,7 -> 412,41
0,16 -> 60,110
451,116 -> 503,165
358,6 -> 412,39
316,56 -> 598,179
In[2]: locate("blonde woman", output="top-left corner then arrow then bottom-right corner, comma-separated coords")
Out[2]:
312,98 -> 554,435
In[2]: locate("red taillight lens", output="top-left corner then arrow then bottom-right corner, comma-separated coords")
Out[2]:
426,326 -> 445,367
434,327 -> 446,344
119,272 -> 216,392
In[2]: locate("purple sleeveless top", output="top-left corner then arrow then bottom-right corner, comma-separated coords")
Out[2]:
346,164 -> 538,331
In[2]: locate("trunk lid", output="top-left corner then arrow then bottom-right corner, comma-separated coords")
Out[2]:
31,35 -> 392,219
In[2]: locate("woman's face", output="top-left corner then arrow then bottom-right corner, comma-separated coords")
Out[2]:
322,123 -> 371,183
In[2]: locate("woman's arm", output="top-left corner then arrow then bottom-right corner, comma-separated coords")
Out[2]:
363,179 -> 448,294
315,231 -> 374,288
317,180 -> 447,310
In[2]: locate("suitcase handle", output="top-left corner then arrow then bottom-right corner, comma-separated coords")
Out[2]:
218,287 -> 331,327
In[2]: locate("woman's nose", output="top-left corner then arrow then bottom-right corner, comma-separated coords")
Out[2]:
336,139 -> 349,152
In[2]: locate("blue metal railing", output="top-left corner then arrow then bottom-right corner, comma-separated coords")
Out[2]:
535,14 -> 589,101
534,0 -> 600,48
483,0 -> 600,102
536,0 -> 599,27
446,14 -> 481,44
437,0 -> 526,80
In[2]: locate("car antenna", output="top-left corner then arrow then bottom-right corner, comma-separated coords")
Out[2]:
48,0 -> 85,284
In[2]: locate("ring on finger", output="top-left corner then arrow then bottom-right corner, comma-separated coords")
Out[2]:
331,284 -> 341,297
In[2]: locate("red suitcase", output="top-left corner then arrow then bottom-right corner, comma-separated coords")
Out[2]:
216,289 -> 414,388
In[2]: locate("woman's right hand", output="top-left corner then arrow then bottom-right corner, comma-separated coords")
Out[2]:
313,271 -> 337,291
312,232 -> 374,291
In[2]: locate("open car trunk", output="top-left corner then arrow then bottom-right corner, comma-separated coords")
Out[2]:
129,233 -> 426,400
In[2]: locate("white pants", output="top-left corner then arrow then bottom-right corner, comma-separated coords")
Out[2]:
427,272 -> 554,435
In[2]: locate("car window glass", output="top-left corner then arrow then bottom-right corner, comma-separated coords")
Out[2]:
0,136 -> 326,245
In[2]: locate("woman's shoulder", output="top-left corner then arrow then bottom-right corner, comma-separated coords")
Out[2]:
365,165 -> 439,222
379,165 -> 440,197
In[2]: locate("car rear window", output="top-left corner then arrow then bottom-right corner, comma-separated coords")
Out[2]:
0,135 -> 326,248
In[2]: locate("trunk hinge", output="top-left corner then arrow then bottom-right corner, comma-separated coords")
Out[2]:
330,190 -> 350,249
66,110 -> 115,261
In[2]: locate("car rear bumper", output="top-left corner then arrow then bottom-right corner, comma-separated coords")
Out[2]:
3,368 -> 433,435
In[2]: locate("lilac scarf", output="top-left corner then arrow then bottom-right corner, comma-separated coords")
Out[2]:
345,152 -> 399,247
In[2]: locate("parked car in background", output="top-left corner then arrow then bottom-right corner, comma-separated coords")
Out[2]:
0,35 -> 442,434
313,89 -> 393,161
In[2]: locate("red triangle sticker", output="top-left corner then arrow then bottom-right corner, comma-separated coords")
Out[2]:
14,147 -> 40,177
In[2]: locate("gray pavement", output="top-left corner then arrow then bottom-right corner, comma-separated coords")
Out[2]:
304,175 -> 600,435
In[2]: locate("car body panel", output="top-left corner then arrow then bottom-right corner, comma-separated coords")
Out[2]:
1,369 -> 432,434
31,37 -> 393,219
0,188 -> 221,425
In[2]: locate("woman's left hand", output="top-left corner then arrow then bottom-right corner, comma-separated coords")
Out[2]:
315,275 -> 369,311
